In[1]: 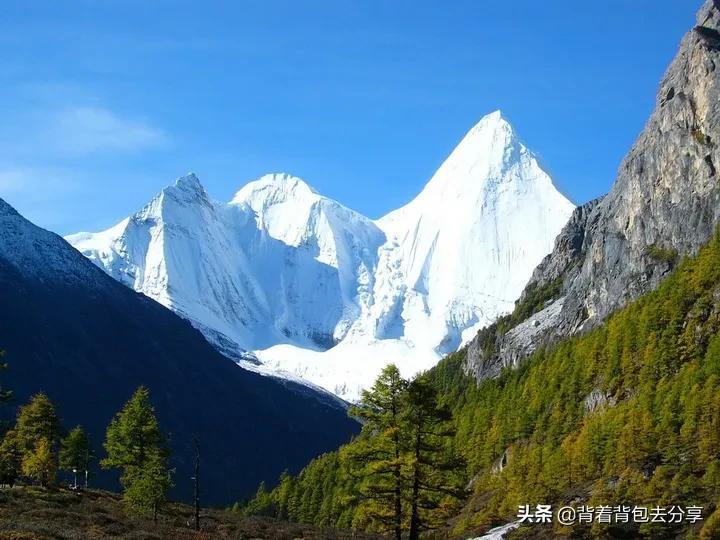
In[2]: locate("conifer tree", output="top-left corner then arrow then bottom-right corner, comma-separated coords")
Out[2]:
275,470 -> 295,519
123,449 -> 173,521
345,364 -> 408,540
0,429 -> 21,487
0,350 -> 18,486
15,393 -> 61,487
403,376 -> 466,540
60,426 -> 94,488
15,393 -> 61,451
22,437 -> 56,487
245,481 -> 276,516
102,386 -> 172,519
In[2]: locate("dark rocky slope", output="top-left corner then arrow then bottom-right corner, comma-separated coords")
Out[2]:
466,0 -> 720,380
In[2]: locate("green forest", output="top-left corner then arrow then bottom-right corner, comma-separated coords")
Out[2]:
0,384 -> 173,522
240,229 -> 720,539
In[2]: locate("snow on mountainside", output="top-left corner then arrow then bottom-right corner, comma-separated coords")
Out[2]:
372,110 -> 574,350
67,111 -> 574,401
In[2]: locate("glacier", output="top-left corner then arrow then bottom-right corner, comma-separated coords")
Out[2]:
67,110 -> 575,401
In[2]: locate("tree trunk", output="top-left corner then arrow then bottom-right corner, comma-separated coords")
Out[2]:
194,439 -> 201,531
408,428 -> 421,540
392,398 -> 402,540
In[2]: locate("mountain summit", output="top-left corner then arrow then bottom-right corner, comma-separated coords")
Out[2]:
374,110 -> 572,350
67,112 -> 574,400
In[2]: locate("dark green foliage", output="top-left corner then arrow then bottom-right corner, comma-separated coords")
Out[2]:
403,376 -> 466,539
0,393 -> 62,488
0,429 -> 21,487
15,393 -> 61,488
242,482 -> 276,517
241,367 -> 464,537
345,365 -> 407,539
15,393 -> 61,454
102,386 -> 172,519
647,243 -> 678,263
21,436 -> 56,487
59,425 -> 94,485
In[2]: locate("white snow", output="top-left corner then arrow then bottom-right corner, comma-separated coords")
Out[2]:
468,521 -> 521,539
66,111 -> 575,401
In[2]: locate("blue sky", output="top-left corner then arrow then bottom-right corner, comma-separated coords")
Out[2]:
0,0 -> 696,234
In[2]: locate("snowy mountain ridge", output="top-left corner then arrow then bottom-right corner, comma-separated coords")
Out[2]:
67,111 -> 575,400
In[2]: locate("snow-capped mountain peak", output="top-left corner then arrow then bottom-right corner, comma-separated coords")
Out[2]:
379,110 -> 546,232
159,172 -> 210,208
174,172 -> 204,192
367,111 -> 574,361
67,113 -> 575,401
232,172 -> 319,207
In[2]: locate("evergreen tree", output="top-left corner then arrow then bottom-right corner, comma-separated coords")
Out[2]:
244,481 -> 276,516
102,386 -> 172,519
123,449 -> 173,521
275,470 -> 295,519
22,437 -> 56,487
403,376 -> 466,540
15,393 -> 61,451
0,429 -> 21,487
0,350 -> 15,483
15,393 -> 61,487
59,426 -> 94,488
345,364 -> 408,539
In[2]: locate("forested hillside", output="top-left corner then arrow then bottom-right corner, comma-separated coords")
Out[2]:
243,228 -> 720,538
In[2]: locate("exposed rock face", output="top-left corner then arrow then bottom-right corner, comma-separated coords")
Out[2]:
465,0 -> 720,380
520,197 -> 604,305
584,388 -> 617,414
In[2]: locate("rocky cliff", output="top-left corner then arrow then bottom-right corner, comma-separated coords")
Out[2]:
465,0 -> 720,380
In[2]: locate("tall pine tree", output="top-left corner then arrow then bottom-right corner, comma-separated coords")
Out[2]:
15,393 -> 61,488
345,364 -> 408,539
0,350 -> 19,486
102,386 -> 172,519
60,425 -> 94,488
403,376 -> 466,540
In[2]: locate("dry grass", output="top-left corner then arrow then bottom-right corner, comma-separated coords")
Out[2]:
0,487 -> 381,540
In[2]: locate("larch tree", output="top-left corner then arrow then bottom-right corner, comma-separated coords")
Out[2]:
60,425 -> 94,488
344,364 -> 408,540
22,437 -> 56,487
102,386 -> 172,520
403,376 -> 466,540
15,393 -> 61,488
0,350 -> 19,487
0,429 -> 21,487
